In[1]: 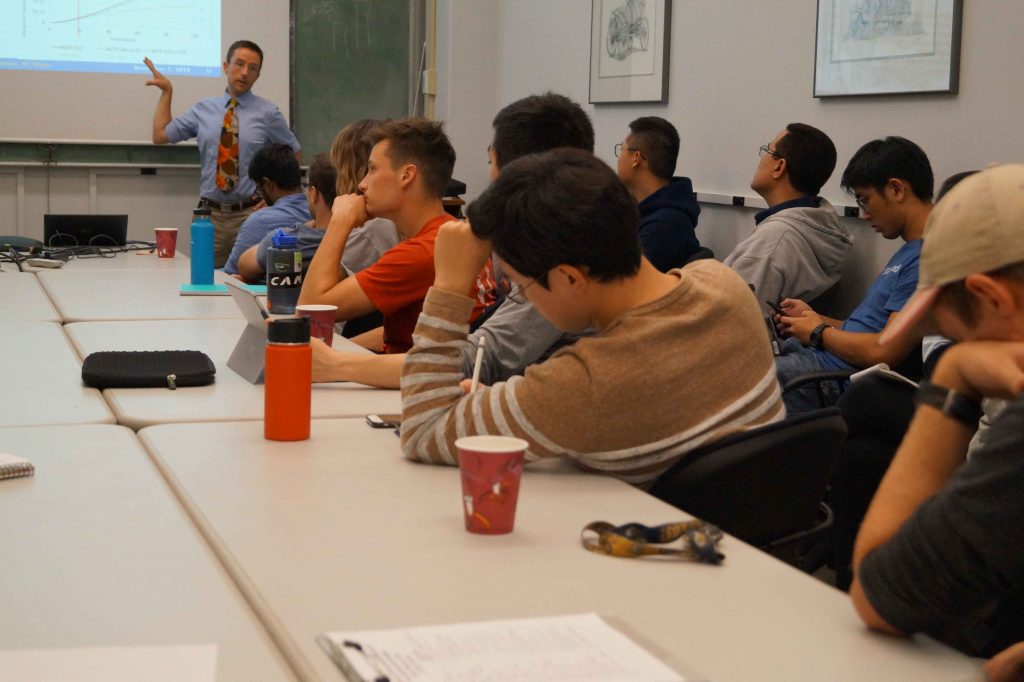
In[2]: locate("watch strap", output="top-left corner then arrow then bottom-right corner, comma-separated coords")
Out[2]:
810,323 -> 830,350
914,380 -> 983,427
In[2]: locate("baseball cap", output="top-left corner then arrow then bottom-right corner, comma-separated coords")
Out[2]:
880,164 -> 1024,345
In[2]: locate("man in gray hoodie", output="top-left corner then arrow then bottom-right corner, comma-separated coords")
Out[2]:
725,123 -> 852,313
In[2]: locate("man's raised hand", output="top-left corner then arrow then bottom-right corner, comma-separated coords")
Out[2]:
143,57 -> 172,92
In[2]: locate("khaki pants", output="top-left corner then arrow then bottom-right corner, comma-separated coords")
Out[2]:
209,205 -> 257,268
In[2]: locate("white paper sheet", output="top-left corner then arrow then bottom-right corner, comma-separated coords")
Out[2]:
322,612 -> 685,682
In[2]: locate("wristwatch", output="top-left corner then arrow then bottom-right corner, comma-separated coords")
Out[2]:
809,323 -> 830,350
914,380 -> 983,427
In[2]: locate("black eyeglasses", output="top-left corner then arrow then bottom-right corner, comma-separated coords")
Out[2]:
614,143 -> 647,160
497,272 -> 537,305
758,144 -> 783,160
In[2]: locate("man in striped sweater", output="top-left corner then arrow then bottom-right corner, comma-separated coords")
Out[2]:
400,148 -> 784,488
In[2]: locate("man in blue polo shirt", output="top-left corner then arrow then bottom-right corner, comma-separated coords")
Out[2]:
773,137 -> 935,414
144,40 -> 301,267
223,144 -> 311,276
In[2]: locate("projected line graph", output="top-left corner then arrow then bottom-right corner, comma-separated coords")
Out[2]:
42,0 -> 210,34
51,0 -> 195,33
2,0 -> 221,76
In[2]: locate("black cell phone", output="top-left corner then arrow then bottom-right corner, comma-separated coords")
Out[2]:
765,300 -> 785,315
366,414 -> 401,429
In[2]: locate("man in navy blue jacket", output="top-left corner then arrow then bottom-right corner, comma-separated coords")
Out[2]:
615,117 -> 702,271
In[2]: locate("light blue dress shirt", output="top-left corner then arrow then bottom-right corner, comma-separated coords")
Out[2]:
165,90 -> 300,203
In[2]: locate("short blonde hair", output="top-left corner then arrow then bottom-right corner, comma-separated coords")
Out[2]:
329,119 -> 381,195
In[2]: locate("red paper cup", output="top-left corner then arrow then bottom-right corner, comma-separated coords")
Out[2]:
295,304 -> 337,346
455,435 -> 528,534
154,228 -> 178,258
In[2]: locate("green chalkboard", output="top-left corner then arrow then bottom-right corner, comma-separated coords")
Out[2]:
292,0 -> 414,158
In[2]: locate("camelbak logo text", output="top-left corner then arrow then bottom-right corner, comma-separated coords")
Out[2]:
269,273 -> 303,287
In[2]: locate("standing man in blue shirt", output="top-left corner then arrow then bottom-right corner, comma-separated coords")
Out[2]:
773,137 -> 935,414
144,40 -> 301,267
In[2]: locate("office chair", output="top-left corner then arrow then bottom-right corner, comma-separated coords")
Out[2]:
781,343 -> 924,410
649,408 -> 847,567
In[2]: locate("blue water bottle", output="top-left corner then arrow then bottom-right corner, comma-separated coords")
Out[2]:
190,207 -> 215,285
266,228 -> 303,314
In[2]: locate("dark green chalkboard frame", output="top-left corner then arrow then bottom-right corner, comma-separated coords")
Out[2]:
290,0 -> 418,158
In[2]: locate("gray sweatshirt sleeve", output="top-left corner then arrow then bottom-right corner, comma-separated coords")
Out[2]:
456,298 -> 564,385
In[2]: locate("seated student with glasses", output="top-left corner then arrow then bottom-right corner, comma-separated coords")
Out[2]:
614,117 -> 703,271
772,136 -> 934,414
399,148 -> 784,487
223,143 -> 312,276
724,124 -> 852,315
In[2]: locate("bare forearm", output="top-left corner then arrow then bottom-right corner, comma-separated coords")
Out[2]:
820,314 -> 844,327
348,326 -> 384,352
151,90 -> 172,144
316,351 -> 403,389
818,327 -> 914,368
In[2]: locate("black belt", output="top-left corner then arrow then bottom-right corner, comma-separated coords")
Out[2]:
198,196 -> 261,212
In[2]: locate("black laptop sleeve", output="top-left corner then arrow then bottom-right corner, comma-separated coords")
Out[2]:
82,350 -> 216,389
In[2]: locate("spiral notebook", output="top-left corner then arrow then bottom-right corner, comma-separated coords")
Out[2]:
0,452 -> 35,481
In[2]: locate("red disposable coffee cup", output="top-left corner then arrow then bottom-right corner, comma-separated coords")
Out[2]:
455,435 -> 529,534
154,228 -> 178,258
295,304 -> 337,346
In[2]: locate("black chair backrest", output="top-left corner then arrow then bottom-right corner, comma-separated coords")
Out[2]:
649,408 -> 847,547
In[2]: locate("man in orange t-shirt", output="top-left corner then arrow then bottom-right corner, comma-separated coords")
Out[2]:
299,118 -> 494,353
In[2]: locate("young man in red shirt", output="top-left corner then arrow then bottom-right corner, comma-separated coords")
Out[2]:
299,118 -> 494,353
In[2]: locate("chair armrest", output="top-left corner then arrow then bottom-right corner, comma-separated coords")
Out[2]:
782,370 -> 855,394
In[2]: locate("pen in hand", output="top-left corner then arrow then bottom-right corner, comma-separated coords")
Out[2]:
469,336 -> 486,393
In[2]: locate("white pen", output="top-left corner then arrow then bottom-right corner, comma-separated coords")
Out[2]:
469,336 -> 486,393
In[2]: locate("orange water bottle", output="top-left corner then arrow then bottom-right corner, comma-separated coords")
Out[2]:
264,318 -> 311,441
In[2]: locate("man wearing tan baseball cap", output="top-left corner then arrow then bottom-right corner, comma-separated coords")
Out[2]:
850,164 -> 1024,661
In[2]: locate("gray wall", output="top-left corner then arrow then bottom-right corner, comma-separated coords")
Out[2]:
437,0 -> 1024,315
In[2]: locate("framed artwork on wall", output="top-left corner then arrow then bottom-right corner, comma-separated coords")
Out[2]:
589,0 -> 671,104
814,0 -> 963,97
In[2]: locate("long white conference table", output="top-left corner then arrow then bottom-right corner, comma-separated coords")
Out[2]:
64,319 -> 401,429
0,322 -> 113,427
139,419 -> 980,682
0,424 -> 295,681
37,269 -> 242,321
0,271 -> 60,322
24,250 -> 192,272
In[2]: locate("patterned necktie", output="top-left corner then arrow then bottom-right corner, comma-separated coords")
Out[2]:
216,97 -> 239,192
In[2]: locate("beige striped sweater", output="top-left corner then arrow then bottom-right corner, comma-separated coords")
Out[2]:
400,259 -> 785,488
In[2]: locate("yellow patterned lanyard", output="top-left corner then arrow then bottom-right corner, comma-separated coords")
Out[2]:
581,521 -> 724,564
